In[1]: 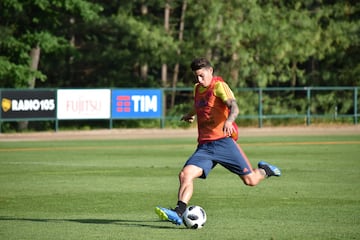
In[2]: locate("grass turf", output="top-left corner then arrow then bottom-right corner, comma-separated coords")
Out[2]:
0,134 -> 359,239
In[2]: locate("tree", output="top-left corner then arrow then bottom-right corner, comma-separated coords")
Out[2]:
0,0 -> 103,130
170,0 -> 187,108
180,0 -> 359,88
1,0 -> 358,131
0,0 -> 102,89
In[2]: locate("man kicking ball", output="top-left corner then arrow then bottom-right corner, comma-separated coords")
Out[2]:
155,57 -> 281,225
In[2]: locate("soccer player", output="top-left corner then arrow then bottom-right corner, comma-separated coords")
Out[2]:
155,57 -> 281,225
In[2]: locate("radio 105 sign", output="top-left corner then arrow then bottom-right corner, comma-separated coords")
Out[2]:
111,89 -> 162,119
1,90 -> 56,119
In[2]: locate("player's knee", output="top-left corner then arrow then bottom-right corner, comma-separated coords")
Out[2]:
179,169 -> 191,183
178,170 -> 185,181
244,180 -> 257,187
179,166 -> 202,183
241,176 -> 258,187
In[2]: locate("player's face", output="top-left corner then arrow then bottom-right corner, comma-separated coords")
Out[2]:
193,67 -> 213,87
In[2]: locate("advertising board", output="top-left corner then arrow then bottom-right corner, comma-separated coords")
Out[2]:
1,90 -> 56,119
111,89 -> 162,119
57,89 -> 111,119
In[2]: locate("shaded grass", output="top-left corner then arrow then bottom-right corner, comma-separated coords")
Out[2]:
0,135 -> 359,239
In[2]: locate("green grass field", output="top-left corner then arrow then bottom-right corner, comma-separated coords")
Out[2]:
0,133 -> 359,240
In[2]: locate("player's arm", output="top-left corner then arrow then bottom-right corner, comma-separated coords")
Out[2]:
225,98 -> 239,123
223,98 -> 239,136
181,107 -> 196,123
215,81 -> 239,123
215,81 -> 239,136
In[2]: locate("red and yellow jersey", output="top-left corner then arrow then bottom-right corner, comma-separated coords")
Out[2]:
194,76 -> 236,144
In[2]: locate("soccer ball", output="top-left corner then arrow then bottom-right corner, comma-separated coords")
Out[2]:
182,205 -> 207,229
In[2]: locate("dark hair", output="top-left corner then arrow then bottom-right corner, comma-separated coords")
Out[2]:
190,58 -> 212,71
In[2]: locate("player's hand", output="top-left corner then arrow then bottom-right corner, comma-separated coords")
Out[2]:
223,120 -> 235,136
181,114 -> 195,123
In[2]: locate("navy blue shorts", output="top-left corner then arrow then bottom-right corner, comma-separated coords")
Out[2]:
184,137 -> 253,179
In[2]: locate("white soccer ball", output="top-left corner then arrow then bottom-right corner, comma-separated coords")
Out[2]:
182,205 -> 207,229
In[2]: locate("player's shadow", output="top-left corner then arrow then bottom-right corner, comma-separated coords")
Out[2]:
0,216 -> 178,229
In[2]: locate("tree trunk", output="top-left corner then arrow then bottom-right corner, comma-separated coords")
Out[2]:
291,60 -> 297,87
141,64 -> 148,80
28,45 -> 40,88
162,1 -> 170,87
141,4 -> 148,80
170,0 -> 187,108
230,52 -> 239,86
162,64 -> 167,87
18,45 -> 41,131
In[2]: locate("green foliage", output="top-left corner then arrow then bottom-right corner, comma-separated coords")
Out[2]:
191,1 -> 359,88
0,0 -> 358,130
0,0 -> 102,88
0,57 -> 46,87
1,0 -> 358,89
165,101 -> 195,128
109,10 -> 178,67
311,90 -> 355,116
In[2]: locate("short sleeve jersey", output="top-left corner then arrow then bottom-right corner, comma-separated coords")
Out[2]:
194,76 -> 235,144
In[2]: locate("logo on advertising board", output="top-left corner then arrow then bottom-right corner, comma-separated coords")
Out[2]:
0,90 -> 56,119
57,89 -> 111,119
1,98 -> 11,112
111,89 -> 162,119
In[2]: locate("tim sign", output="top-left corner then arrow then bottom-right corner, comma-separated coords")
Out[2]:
111,89 -> 162,119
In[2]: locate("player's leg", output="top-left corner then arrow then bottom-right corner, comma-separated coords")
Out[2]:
178,164 -> 204,204
155,145 -> 213,225
236,144 -> 281,185
237,148 -> 281,185
176,144 -> 215,213
234,143 -> 266,185
214,138 -> 280,186
155,165 -> 204,225
240,168 -> 266,186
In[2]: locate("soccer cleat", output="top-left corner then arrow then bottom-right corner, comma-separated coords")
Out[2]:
155,206 -> 183,225
258,161 -> 281,177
